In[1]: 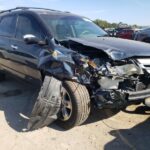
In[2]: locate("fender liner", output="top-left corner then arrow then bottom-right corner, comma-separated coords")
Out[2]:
27,76 -> 62,130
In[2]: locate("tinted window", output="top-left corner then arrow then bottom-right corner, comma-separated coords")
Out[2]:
41,15 -> 107,40
16,15 -> 44,40
0,15 -> 16,37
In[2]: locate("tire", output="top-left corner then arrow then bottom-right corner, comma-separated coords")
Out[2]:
56,81 -> 91,130
0,73 -> 5,81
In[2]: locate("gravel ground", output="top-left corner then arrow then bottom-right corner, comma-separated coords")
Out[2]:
0,77 -> 150,150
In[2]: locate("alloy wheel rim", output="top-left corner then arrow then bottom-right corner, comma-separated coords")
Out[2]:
60,87 -> 72,121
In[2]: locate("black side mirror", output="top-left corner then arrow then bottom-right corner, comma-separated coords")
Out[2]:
23,34 -> 47,46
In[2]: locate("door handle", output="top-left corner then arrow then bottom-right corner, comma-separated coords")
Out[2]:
11,45 -> 18,50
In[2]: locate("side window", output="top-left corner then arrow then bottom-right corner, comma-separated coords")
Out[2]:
0,15 -> 16,37
16,15 -> 44,40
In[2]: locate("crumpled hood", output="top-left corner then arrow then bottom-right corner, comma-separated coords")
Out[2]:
69,37 -> 150,60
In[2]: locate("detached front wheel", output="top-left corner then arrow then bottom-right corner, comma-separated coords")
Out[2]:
56,81 -> 91,130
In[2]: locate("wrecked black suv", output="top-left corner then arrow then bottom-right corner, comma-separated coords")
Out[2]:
1,7 -> 150,130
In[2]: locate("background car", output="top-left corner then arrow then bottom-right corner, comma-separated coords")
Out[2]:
116,28 -> 134,39
134,27 -> 150,43
105,28 -> 117,37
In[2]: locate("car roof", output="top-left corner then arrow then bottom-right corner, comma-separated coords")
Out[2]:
0,7 -> 82,18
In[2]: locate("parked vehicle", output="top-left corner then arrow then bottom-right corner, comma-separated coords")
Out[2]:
1,7 -> 150,130
105,28 -> 117,37
116,28 -> 134,39
134,27 -> 150,43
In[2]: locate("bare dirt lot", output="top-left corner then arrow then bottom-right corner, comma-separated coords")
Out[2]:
0,77 -> 150,150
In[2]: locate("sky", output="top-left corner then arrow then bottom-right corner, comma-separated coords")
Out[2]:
0,0 -> 149,26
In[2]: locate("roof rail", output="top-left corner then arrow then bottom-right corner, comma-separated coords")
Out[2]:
0,8 -> 22,14
16,7 -> 63,12
0,7 -> 65,14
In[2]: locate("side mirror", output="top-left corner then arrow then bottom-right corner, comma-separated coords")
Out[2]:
23,34 -> 47,46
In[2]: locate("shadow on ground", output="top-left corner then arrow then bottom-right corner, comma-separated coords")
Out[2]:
104,116 -> 150,150
85,105 -> 150,150
1,76 -> 150,150
83,106 -> 120,125
0,77 -> 39,132
0,76 -> 121,132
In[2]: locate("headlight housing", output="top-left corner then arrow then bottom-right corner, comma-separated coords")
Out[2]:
106,49 -> 126,60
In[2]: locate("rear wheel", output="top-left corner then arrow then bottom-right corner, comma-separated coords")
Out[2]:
56,81 -> 91,130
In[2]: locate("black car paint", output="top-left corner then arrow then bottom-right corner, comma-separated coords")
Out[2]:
0,11 -> 51,84
68,37 -> 150,60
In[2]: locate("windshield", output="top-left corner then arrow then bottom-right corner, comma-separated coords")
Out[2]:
40,14 -> 107,41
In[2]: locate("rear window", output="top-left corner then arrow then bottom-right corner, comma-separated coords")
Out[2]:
0,15 -> 17,37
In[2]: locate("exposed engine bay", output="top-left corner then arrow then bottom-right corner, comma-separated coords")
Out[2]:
39,37 -> 150,110
73,55 -> 150,109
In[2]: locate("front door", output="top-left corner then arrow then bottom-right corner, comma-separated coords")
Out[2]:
10,14 -> 46,83
10,14 -> 62,130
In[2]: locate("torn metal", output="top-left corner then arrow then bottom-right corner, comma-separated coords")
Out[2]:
38,46 -> 92,84
37,37 -> 150,110
26,36 -> 150,131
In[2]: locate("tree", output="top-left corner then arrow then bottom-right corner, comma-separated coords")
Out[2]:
93,19 -> 139,29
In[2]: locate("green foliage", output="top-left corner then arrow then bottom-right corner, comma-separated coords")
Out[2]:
94,19 -> 138,29
94,19 -> 118,29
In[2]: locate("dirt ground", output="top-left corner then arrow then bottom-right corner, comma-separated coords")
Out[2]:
0,77 -> 150,150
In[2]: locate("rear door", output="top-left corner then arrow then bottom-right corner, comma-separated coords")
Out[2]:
0,15 -> 17,73
10,14 -> 46,83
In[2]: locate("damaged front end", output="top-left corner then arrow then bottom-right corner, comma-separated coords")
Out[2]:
38,38 -> 150,110
38,46 -> 92,84
27,37 -> 150,130
90,58 -> 150,109
73,54 -> 150,109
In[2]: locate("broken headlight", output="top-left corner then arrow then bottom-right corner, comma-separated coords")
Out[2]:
106,50 -> 126,60
107,64 -> 144,77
